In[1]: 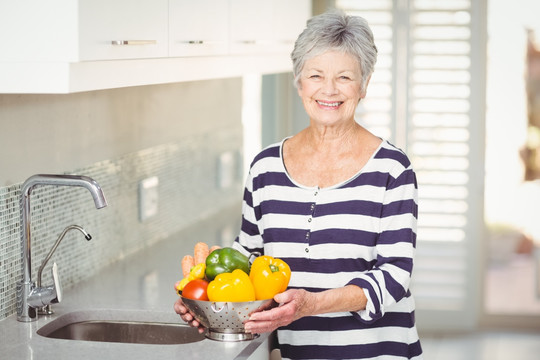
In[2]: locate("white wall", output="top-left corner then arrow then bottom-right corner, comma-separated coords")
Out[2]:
485,0 -> 540,234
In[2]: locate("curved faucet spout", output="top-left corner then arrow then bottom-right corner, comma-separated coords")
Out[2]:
22,174 -> 108,209
17,174 -> 108,322
37,225 -> 91,288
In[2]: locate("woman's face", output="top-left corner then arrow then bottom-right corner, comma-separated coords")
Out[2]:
298,50 -> 367,127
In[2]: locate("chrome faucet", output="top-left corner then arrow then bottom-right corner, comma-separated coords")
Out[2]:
17,174 -> 107,322
37,225 -> 92,315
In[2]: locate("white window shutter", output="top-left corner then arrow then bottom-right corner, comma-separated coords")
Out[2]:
337,0 -> 487,331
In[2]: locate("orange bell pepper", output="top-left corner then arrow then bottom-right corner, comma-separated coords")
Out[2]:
249,255 -> 291,300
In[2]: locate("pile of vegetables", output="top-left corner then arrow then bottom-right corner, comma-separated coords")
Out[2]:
175,242 -> 291,302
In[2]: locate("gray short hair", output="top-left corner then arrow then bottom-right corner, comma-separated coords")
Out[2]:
291,11 -> 378,89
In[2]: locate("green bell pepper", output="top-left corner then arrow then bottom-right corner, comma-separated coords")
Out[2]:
205,247 -> 250,281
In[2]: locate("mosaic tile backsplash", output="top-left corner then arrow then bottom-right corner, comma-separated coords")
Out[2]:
0,127 -> 243,320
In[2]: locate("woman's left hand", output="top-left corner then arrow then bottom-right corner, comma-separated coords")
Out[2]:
244,289 -> 315,334
173,297 -> 206,333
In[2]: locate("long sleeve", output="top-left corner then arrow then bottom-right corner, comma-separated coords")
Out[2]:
349,162 -> 418,323
234,168 -> 265,255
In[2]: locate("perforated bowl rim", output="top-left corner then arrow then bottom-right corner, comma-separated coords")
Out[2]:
180,296 -> 276,333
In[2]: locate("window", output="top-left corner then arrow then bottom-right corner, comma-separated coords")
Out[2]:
337,0 -> 487,330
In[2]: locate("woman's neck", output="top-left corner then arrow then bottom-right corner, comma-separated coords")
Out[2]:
303,121 -> 362,154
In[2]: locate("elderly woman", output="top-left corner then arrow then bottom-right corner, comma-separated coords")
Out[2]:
176,10 -> 423,360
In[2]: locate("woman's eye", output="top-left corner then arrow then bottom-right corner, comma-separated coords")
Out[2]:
309,75 -> 321,79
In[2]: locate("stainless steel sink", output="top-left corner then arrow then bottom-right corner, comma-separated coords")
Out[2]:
37,309 -> 205,345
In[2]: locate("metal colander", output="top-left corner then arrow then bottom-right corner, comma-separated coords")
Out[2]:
181,296 -> 276,341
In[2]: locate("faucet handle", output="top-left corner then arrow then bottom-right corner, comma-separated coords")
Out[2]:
27,262 -> 62,308
51,262 -> 62,304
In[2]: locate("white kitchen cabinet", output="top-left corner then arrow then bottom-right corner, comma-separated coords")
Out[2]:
78,0 -> 168,61
0,0 -> 311,93
0,0 -> 78,62
229,0 -> 311,55
0,0 -> 168,62
272,0 -> 311,54
229,0 -> 274,54
169,0 -> 229,57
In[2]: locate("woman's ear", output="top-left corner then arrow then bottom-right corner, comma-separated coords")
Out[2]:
359,74 -> 372,100
296,80 -> 303,97
293,73 -> 302,95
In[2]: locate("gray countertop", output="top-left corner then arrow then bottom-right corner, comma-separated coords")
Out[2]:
0,213 -> 273,360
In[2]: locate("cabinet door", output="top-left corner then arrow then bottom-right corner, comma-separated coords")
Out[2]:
272,0 -> 311,54
229,0 -> 274,54
78,0 -> 168,61
229,0 -> 310,55
169,0 -> 229,57
0,0 -> 78,62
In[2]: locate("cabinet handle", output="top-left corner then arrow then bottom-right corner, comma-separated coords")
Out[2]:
179,41 -> 224,45
237,40 -> 272,45
111,40 -> 157,46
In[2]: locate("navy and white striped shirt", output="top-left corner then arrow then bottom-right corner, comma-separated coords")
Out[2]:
234,138 -> 423,359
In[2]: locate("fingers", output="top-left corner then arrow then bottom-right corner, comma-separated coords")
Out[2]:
245,301 -> 291,333
173,299 -> 205,332
180,312 -> 205,333
244,318 -> 278,334
245,307 -> 289,333
173,297 -> 187,312
174,300 -> 189,317
273,289 -> 290,304
246,289 -> 310,333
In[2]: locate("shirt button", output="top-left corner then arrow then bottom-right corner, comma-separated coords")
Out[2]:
310,204 -> 315,211
305,248 -> 309,253
308,217 -> 312,222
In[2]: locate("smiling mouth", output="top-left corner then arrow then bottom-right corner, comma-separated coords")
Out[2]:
316,100 -> 343,108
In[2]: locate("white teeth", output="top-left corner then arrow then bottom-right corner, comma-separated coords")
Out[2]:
317,100 -> 341,107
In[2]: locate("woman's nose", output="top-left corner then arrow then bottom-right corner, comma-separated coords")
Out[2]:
321,78 -> 338,95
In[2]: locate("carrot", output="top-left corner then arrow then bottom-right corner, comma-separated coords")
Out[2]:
209,245 -> 221,254
194,242 -> 210,265
181,255 -> 195,277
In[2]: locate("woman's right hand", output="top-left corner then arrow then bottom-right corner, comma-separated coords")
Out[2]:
173,297 -> 206,333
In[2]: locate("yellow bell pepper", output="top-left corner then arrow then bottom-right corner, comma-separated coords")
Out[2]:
249,255 -> 291,300
207,269 -> 256,302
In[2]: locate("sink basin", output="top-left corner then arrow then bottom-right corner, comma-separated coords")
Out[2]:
37,309 -> 205,345
38,319 -> 204,345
